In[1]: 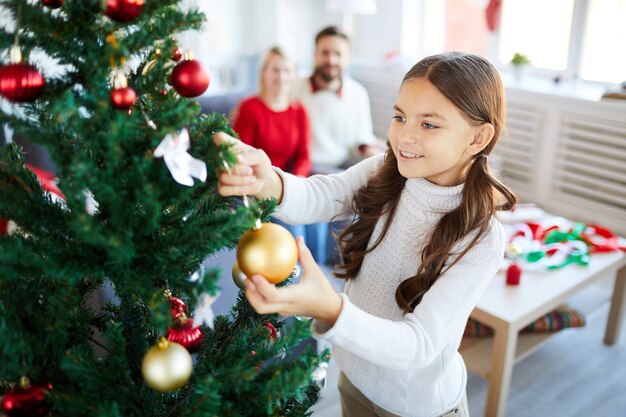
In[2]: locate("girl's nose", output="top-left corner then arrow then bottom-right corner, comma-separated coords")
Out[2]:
398,124 -> 418,144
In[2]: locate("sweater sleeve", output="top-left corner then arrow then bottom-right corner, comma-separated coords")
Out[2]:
232,98 -> 258,147
291,103 -> 311,177
272,153 -> 384,224
312,220 -> 506,370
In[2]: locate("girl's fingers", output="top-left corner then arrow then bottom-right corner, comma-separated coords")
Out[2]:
212,131 -> 239,147
244,277 -> 291,315
218,171 -> 257,186
229,164 -> 254,176
217,184 -> 262,197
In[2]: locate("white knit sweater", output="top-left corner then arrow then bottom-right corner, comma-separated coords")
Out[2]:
273,154 -> 506,417
292,77 -> 377,167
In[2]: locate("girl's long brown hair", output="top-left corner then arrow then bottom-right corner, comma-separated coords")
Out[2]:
335,52 -> 516,313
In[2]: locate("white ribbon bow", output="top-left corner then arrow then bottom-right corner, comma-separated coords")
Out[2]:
154,128 -> 207,186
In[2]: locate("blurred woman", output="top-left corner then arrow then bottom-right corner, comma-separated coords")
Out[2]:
233,47 -> 311,177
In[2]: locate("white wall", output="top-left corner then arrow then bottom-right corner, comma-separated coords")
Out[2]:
180,0 -> 408,91
1,0 -> 409,94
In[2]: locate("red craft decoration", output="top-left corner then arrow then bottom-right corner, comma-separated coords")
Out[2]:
580,225 -> 626,253
41,0 -> 63,8
25,165 -> 64,200
0,63 -> 45,102
167,318 -> 204,352
105,0 -> 144,23
485,0 -> 501,32
1,382 -> 52,417
110,86 -> 136,110
170,58 -> 210,98
506,263 -> 522,285
0,165 -> 64,236
265,323 -> 278,340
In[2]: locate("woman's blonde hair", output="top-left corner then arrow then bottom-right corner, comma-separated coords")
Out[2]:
258,46 -> 294,97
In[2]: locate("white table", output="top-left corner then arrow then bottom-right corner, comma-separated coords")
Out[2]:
459,249 -> 626,417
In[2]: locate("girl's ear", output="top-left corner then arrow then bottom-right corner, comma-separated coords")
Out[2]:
467,123 -> 495,156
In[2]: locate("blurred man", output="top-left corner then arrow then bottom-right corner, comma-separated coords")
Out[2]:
292,26 -> 383,173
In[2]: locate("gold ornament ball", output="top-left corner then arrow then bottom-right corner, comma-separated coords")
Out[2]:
232,261 -> 248,290
237,223 -> 298,284
142,337 -> 192,392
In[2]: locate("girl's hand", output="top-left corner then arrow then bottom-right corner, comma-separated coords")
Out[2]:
244,237 -> 343,327
213,132 -> 282,201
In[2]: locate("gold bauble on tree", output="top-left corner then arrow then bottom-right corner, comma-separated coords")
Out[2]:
237,223 -> 298,284
141,337 -> 192,392
232,261 -> 247,290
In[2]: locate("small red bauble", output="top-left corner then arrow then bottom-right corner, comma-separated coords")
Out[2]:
0,64 -> 45,102
110,86 -> 136,110
170,56 -> 210,98
1,382 -> 52,417
169,296 -> 188,320
171,47 -> 183,62
506,263 -> 522,286
105,0 -> 145,22
167,318 -> 204,353
41,0 -> 63,8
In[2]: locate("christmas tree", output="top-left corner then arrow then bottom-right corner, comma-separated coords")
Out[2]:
0,1 -> 325,416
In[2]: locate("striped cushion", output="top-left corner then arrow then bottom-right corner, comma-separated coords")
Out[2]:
464,305 -> 586,337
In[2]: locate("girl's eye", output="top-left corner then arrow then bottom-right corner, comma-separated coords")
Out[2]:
392,115 -> 405,122
422,122 -> 438,129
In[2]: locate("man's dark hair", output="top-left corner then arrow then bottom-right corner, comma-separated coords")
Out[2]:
315,26 -> 349,45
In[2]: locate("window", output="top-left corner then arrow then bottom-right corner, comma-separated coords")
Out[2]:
498,0 -> 575,71
497,0 -> 626,83
579,0 -> 626,83
433,0 -> 626,84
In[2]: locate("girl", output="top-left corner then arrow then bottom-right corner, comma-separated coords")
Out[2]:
214,52 -> 515,417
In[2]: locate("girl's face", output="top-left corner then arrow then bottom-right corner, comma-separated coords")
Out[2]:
261,54 -> 294,95
388,78 -> 478,186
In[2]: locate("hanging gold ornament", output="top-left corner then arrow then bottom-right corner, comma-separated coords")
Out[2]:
141,337 -> 192,392
232,261 -> 247,290
236,223 -> 298,284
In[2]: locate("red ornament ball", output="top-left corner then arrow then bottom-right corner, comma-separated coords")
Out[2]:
171,47 -> 183,62
110,86 -> 136,110
0,63 -> 45,102
167,318 -> 204,353
170,59 -> 210,98
41,0 -> 63,8
105,0 -> 144,22
506,263 -> 522,286
1,382 -> 52,417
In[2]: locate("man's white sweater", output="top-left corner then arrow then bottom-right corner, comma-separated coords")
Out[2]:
292,77 -> 377,167
273,154 -> 506,417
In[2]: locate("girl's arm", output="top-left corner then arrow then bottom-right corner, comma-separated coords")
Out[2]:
214,131 -> 384,224
271,154 -> 382,224
247,220 -> 506,371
